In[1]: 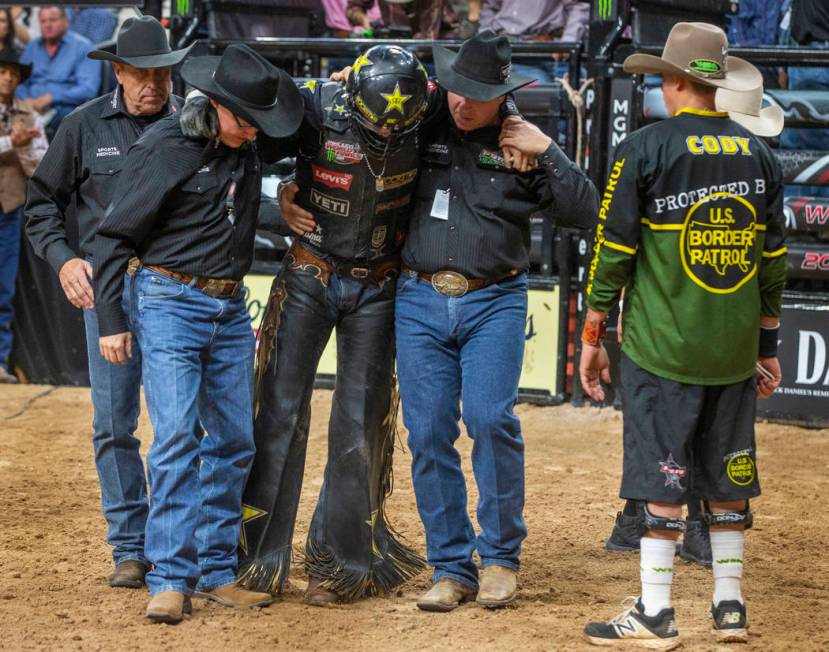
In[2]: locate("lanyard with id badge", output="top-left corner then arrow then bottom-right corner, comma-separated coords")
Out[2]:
431,188 -> 450,220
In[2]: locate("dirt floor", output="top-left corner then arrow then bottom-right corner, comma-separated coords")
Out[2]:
1,385 -> 828,651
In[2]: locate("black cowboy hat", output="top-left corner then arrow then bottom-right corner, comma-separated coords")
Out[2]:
179,44 -> 303,139
433,30 -> 534,102
89,16 -> 193,68
0,49 -> 31,83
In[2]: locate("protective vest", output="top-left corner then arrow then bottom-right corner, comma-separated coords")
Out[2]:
295,83 -> 419,262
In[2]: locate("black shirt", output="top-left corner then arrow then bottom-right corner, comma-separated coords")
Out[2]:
25,87 -> 181,274
402,123 -> 598,278
93,110 -> 289,337
792,0 -> 829,44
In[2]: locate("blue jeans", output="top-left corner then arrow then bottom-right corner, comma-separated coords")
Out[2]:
782,59 -> 829,198
132,268 -> 255,596
395,273 -> 529,589
512,61 -> 569,84
82,271 -> 147,565
0,206 -> 21,370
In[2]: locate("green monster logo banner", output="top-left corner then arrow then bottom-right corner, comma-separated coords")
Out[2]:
598,0 -> 615,20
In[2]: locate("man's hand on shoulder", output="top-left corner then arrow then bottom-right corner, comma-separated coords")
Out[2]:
100,333 -> 132,366
279,181 -> 317,235
58,257 -> 95,309
499,118 -> 553,159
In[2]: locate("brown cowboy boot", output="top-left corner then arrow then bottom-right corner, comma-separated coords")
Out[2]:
108,559 -> 147,589
476,565 -> 518,608
416,579 -> 475,612
193,582 -> 273,608
304,575 -> 341,607
145,591 -> 192,624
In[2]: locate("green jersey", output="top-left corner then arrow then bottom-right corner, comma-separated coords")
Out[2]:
586,109 -> 787,385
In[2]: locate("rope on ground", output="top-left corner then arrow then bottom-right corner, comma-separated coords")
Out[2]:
1,386 -> 59,420
557,75 -> 594,169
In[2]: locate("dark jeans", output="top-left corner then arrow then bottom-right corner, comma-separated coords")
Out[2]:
0,206 -> 21,370
395,273 -> 529,589
241,261 -> 421,597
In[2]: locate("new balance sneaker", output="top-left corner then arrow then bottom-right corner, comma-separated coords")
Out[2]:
583,598 -> 681,649
678,518 -> 712,566
711,600 -> 748,643
606,511 -> 640,552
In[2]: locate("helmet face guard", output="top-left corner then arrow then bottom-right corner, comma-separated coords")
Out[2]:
346,45 -> 429,159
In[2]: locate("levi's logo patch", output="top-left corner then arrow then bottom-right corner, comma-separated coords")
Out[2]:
312,164 -> 353,191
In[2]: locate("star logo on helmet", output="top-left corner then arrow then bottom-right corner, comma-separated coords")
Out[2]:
352,54 -> 373,76
380,82 -> 411,115
334,103 -> 346,115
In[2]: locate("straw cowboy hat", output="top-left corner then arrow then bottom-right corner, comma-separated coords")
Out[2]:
624,22 -> 762,92
716,85 -> 784,137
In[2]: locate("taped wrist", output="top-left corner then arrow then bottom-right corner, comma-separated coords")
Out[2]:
581,318 -> 607,347
758,325 -> 779,358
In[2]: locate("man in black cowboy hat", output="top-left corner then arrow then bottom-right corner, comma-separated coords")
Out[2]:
25,15 -> 191,591
0,49 -> 46,384
394,30 -> 597,612
93,43 -> 303,623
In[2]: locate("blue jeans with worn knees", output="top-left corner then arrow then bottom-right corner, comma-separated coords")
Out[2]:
395,273 -> 529,590
0,206 -> 21,370
134,268 -> 255,596
83,271 -> 147,565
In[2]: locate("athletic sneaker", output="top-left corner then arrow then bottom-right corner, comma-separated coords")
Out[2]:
678,518 -> 712,566
584,597 -> 681,650
711,600 -> 748,643
606,511 -> 640,552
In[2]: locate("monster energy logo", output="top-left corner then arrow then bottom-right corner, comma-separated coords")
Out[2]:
177,0 -> 190,15
598,0 -> 614,20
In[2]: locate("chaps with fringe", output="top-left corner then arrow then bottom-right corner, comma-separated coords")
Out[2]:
238,264 -> 424,597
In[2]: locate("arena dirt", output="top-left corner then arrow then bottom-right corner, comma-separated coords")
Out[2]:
1,385 -> 827,651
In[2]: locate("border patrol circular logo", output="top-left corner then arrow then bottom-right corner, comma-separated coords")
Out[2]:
726,453 -> 755,486
680,192 -> 759,294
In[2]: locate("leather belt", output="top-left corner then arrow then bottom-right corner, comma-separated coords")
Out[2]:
287,241 -> 400,286
403,267 -> 519,298
145,265 -> 242,298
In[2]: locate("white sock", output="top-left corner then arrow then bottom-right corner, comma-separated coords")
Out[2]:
639,537 -> 676,616
710,529 -> 744,605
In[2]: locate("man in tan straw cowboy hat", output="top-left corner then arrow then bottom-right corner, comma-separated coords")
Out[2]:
579,22 -> 787,648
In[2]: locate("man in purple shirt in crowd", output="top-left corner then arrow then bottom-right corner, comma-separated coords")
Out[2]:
16,6 -> 101,138
479,0 -> 589,82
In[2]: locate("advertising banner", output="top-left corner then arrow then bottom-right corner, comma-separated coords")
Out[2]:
244,274 -> 561,399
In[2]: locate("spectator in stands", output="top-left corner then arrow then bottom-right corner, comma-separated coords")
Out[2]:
347,0 -> 459,39
66,6 -> 117,46
324,0 -> 380,37
782,0 -> 829,197
16,6 -> 101,139
728,0 -> 784,89
0,50 -> 47,383
479,0 -> 590,82
0,7 -> 30,54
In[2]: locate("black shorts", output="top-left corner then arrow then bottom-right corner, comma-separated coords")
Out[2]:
619,353 -> 761,504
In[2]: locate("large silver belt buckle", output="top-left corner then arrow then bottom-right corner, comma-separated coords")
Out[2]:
431,270 -> 469,297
